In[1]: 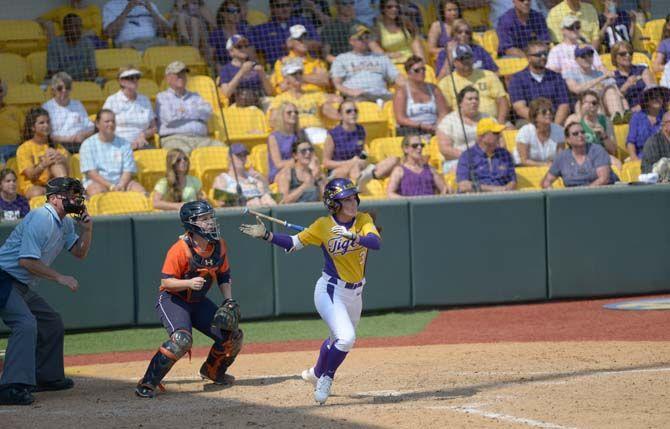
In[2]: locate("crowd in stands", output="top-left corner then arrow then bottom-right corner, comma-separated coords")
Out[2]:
2,0 -> 670,218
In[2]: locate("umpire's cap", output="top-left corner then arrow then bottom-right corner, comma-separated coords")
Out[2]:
46,177 -> 84,197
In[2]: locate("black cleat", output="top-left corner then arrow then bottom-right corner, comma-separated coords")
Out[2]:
135,383 -> 156,399
0,385 -> 35,405
199,367 -> 235,385
35,377 -> 74,392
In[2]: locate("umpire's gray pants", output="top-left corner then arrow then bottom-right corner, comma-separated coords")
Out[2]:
0,282 -> 65,386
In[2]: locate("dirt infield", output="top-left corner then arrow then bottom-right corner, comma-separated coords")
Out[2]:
3,295 -> 670,428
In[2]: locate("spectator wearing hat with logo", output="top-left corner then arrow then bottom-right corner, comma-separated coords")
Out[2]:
438,44 -> 510,125
456,117 -> 517,193
103,0 -> 171,51
218,34 -> 274,102
546,0 -> 600,46
156,61 -> 223,155
272,25 -> 330,94
547,15 -> 605,76
248,0 -> 320,66
331,24 -> 404,102
321,0 -> 364,64
102,67 -> 157,150
496,0 -> 551,58
270,58 -> 341,142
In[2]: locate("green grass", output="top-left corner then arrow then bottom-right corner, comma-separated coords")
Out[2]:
0,311 -> 438,357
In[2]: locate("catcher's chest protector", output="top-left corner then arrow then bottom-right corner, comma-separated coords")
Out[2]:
177,237 -> 225,303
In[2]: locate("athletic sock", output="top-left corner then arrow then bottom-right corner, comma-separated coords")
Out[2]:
313,339 -> 331,378
324,345 -> 348,379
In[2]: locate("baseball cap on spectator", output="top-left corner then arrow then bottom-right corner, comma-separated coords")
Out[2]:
118,67 -> 142,79
561,15 -> 580,29
230,143 -> 249,156
281,57 -> 304,76
350,24 -> 371,39
289,25 -> 307,40
165,61 -> 189,75
453,44 -> 474,60
476,117 -> 505,137
226,34 -> 248,51
574,45 -> 595,58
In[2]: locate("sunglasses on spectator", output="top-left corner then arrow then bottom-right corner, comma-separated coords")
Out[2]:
286,110 -> 299,115
529,51 -> 548,57
289,71 -> 303,77
273,2 -> 290,8
344,108 -> 359,114
385,4 -> 400,9
577,52 -> 594,59
456,29 -> 472,35
616,51 -> 633,57
235,42 -> 250,49
570,130 -> 585,136
226,6 -> 240,13
540,108 -> 553,115
55,85 -> 71,92
567,23 -> 581,31
176,157 -> 189,163
409,143 -> 425,149
298,147 -> 315,154
410,66 -> 426,74
583,99 -> 598,105
122,75 -> 141,81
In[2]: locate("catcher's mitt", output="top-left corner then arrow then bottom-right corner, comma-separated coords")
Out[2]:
212,299 -> 241,332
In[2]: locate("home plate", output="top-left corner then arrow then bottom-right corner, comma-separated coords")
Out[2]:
603,297 -> 670,311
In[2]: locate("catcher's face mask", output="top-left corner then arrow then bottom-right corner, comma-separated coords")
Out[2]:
190,213 -> 220,242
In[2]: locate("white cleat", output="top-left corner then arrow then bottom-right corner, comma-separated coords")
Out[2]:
301,367 -> 318,386
314,375 -> 333,405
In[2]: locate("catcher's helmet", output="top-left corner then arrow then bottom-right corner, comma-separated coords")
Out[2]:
323,178 -> 360,213
45,177 -> 86,215
180,200 -> 220,242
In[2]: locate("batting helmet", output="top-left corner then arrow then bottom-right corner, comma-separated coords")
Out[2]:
180,201 -> 220,242
45,177 -> 86,215
323,178 -> 360,213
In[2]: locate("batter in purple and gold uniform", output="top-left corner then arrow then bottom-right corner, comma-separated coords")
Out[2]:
239,178 -> 381,405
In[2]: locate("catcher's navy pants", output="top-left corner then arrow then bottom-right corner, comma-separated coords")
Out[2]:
155,291 -> 225,342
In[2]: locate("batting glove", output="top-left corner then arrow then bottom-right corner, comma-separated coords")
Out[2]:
331,225 -> 357,241
239,216 -> 270,240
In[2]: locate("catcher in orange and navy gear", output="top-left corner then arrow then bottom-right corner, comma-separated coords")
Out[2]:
135,201 -> 243,399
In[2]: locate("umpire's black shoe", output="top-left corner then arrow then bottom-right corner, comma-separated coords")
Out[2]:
0,384 -> 35,405
35,377 -> 74,392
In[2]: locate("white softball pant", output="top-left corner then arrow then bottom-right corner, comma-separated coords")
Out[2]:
314,274 -> 364,352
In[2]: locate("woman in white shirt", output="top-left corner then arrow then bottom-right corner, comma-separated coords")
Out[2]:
41,72 -> 95,153
515,97 -> 564,166
102,67 -> 157,150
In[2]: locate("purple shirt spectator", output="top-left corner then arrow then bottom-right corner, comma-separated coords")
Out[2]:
399,165 -> 436,196
598,11 -> 631,52
614,64 -> 647,108
328,124 -> 366,161
248,17 -> 319,66
268,131 -> 297,183
657,39 -> 670,66
627,109 -> 664,158
437,22 -> 450,48
497,8 -> 550,56
0,195 -> 29,220
218,62 -> 264,92
549,143 -> 613,186
456,144 -> 516,186
437,44 -> 498,77
208,24 -> 249,64
508,67 -> 570,111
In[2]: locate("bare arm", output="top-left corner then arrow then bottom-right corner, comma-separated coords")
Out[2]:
555,103 -> 570,125
642,67 -> 656,86
541,171 -> 557,188
218,282 -> 232,300
517,142 -> 547,166
626,142 -> 640,161
436,129 -> 463,160
512,100 -> 530,121
69,214 -> 93,259
104,0 -> 136,39
332,76 -> 364,98
322,134 -> 353,170
219,62 -> 255,99
427,22 -> 443,56
432,168 -> 447,194
590,165 -> 611,186
496,96 -> 510,124
321,95 -> 342,121
565,74 -> 610,95
653,52 -> 666,75
504,47 -> 527,58
160,276 -> 205,293
386,166 -> 404,198
410,36 -> 426,61
117,171 -> 133,190
18,258 -> 78,291
152,191 -> 183,211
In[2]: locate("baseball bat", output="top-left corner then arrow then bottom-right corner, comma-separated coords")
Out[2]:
242,208 -> 306,232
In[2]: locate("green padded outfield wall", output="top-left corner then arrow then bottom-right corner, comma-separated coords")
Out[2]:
132,208 -> 274,325
410,193 -> 547,306
546,185 -> 670,298
270,201 -> 412,315
0,217 -> 135,332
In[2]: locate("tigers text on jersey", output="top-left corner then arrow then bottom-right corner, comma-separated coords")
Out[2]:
296,212 -> 380,284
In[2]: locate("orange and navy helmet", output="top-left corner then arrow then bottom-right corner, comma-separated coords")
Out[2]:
323,178 -> 359,213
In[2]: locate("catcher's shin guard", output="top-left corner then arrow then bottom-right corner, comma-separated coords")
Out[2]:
138,330 -> 192,389
200,329 -> 243,384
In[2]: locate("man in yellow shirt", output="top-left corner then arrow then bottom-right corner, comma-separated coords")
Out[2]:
0,81 -> 25,161
546,0 -> 600,46
36,0 -> 103,40
272,25 -> 330,94
438,45 -> 509,124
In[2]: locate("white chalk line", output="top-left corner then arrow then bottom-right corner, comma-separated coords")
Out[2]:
429,403 -> 577,429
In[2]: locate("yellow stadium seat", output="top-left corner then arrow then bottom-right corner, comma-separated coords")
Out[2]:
427,136 -> 443,169
443,172 -> 456,191
620,160 -> 641,182
515,166 -> 549,190
632,22 -> 647,53
0,53 -> 29,84
359,178 -> 386,200
495,57 -> 529,77
357,101 -> 391,143
5,157 -> 17,173
185,75 -> 225,140
382,101 -> 397,137
613,124 -> 630,161
29,195 -> 46,210
70,81 -> 104,115
95,48 -> 145,81
368,137 -> 404,163
221,106 -> 269,150
190,146 -> 230,195
89,191 -> 151,216
5,83 -> 47,115
462,6 -> 490,30
69,153 -> 82,181
142,46 -> 208,82
644,19 -> 665,49
249,144 -> 269,178
0,20 -> 47,56
651,51 -> 663,81
247,10 -> 269,25
134,148 -> 169,191
26,51 -> 47,84
502,129 -> 518,154
103,78 -> 160,102
481,30 -> 499,59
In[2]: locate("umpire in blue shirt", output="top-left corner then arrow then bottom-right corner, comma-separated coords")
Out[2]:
0,177 -> 92,405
